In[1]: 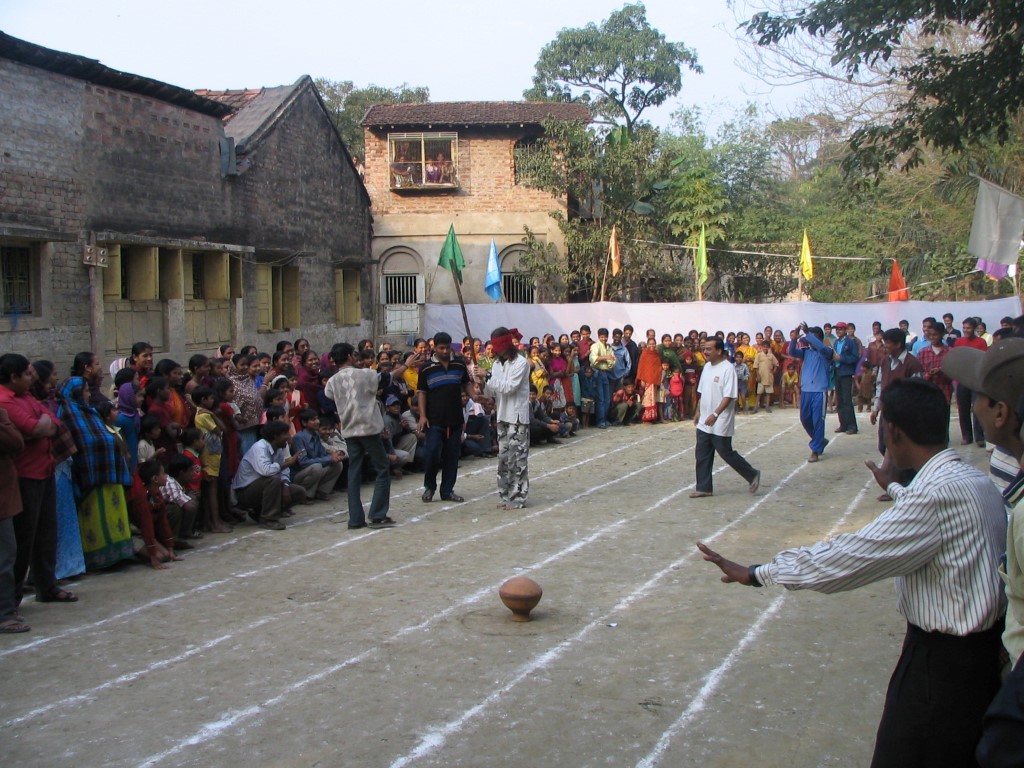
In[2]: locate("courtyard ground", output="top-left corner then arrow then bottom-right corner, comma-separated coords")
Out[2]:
0,409 -> 995,767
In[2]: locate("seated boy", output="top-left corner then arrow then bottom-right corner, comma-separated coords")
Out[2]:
290,409 -> 345,501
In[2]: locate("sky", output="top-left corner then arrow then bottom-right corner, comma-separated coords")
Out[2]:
1,0 -> 808,133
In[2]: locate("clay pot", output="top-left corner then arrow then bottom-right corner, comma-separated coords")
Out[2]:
498,576 -> 543,622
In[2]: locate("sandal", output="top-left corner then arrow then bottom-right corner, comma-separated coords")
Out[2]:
38,588 -> 78,603
0,617 -> 30,634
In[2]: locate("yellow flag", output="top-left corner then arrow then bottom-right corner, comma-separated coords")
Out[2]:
800,229 -> 813,280
610,225 -> 621,277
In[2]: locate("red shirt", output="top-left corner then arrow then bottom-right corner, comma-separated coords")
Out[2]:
954,335 -> 988,352
0,385 -> 54,479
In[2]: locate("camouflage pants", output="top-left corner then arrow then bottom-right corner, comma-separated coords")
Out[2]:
496,422 -> 529,507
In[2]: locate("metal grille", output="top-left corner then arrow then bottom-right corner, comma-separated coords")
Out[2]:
0,246 -> 33,315
384,274 -> 419,304
389,132 -> 458,187
192,257 -> 205,300
502,273 -> 535,304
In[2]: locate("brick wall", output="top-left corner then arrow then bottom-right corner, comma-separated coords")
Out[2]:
363,127 -> 566,218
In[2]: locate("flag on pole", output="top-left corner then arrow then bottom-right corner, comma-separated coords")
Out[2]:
609,225 -> 622,277
887,258 -> 909,301
968,177 -> 1024,280
484,239 -> 502,302
438,224 -> 465,284
800,229 -> 813,280
695,224 -> 708,288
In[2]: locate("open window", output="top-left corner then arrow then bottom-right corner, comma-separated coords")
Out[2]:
388,132 -> 458,189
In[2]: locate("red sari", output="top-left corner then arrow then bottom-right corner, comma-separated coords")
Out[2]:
636,348 -> 663,423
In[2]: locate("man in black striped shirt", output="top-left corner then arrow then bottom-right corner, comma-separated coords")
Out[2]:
699,378 -> 1007,768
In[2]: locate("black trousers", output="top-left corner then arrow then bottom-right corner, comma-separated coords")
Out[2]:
694,430 -> 757,493
871,622 -> 1002,768
957,385 -> 985,444
13,476 -> 58,603
836,374 -> 857,432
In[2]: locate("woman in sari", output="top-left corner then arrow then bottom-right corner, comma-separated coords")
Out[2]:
637,339 -> 664,423
229,354 -> 263,456
547,344 -> 569,411
57,377 -> 134,571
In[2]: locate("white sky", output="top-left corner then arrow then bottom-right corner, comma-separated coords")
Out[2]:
1,0 -> 806,131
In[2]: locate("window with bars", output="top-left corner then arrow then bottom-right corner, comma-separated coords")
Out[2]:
1,245 -> 35,315
502,273 -> 535,304
388,132 -> 458,189
383,274 -> 423,304
513,137 -> 540,185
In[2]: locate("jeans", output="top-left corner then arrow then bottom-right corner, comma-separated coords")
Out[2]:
694,430 -> 758,493
594,370 -> 611,426
346,435 -> 391,526
423,424 -> 463,497
956,385 -> 985,444
836,375 -> 857,432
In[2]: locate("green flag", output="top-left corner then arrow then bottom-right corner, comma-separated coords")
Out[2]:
696,224 -> 708,287
438,224 -> 465,284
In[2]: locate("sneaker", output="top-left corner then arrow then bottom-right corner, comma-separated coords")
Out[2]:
368,518 -> 396,528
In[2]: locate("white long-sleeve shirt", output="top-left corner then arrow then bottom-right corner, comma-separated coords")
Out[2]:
484,355 -> 531,425
755,449 -> 1007,635
232,439 -> 284,490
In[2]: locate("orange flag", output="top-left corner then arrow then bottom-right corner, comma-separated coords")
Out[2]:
609,225 -> 621,276
887,258 -> 909,301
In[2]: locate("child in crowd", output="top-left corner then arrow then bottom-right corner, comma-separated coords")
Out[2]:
781,362 -> 800,408
579,366 -> 597,429
561,402 -> 580,436
138,415 -> 164,465
163,454 -> 200,543
681,351 -> 700,418
734,352 -> 751,414
191,386 -> 231,533
133,460 -> 183,570
660,361 -> 673,421
857,365 -> 876,412
668,368 -> 685,422
179,427 -> 204,501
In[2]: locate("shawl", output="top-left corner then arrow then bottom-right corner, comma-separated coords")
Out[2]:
230,372 -> 262,428
117,382 -> 141,428
637,348 -> 664,387
56,377 -> 130,494
296,365 -> 322,407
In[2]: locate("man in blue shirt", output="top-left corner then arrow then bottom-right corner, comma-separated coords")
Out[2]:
788,324 -> 834,462
291,410 -> 344,501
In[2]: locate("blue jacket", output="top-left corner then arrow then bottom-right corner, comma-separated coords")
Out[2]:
832,336 -> 860,377
611,342 -> 631,380
789,334 -> 833,392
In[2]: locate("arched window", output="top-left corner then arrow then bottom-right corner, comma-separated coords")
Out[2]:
379,247 -> 424,334
499,246 -> 536,304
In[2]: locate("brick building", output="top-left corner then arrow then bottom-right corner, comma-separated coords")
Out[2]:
361,102 -> 590,341
0,33 -> 371,371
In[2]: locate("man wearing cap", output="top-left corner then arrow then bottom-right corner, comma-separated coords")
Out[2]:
699,377 -> 1007,768
483,327 -> 531,509
833,322 -> 861,435
943,339 -> 1024,765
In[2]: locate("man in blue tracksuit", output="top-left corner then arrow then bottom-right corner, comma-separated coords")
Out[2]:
832,321 -> 861,435
788,324 -> 834,462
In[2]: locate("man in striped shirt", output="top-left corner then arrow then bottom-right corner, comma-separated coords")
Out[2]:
699,378 -> 1007,768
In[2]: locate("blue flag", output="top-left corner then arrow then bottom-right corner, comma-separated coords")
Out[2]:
484,239 -> 502,302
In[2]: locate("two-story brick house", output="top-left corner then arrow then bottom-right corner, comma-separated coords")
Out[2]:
361,102 -> 590,341
0,32 -> 371,370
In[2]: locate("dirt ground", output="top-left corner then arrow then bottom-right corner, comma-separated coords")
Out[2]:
0,409 -> 996,767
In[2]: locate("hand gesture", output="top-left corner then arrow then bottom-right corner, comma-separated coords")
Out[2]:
864,454 -> 898,491
696,542 -> 752,585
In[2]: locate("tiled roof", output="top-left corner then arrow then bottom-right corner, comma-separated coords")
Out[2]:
361,101 -> 591,128
195,80 -> 311,151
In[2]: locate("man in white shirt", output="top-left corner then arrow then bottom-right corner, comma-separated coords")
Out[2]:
231,421 -> 302,530
690,337 -> 760,498
698,378 -> 1007,768
483,327 -> 531,510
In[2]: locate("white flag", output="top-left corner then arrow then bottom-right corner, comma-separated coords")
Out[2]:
968,177 -> 1024,265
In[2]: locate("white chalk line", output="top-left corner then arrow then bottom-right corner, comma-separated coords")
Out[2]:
0,428 -> 696,726
385,425 -> 806,767
2,616 -> 275,729
0,426 -> 679,661
134,424 -> 796,767
634,478 -> 876,767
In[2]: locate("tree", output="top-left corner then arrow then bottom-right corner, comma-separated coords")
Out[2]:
523,4 -> 701,135
314,80 -> 429,158
743,0 -> 1024,175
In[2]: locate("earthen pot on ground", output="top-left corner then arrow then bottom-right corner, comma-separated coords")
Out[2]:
498,576 -> 543,622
